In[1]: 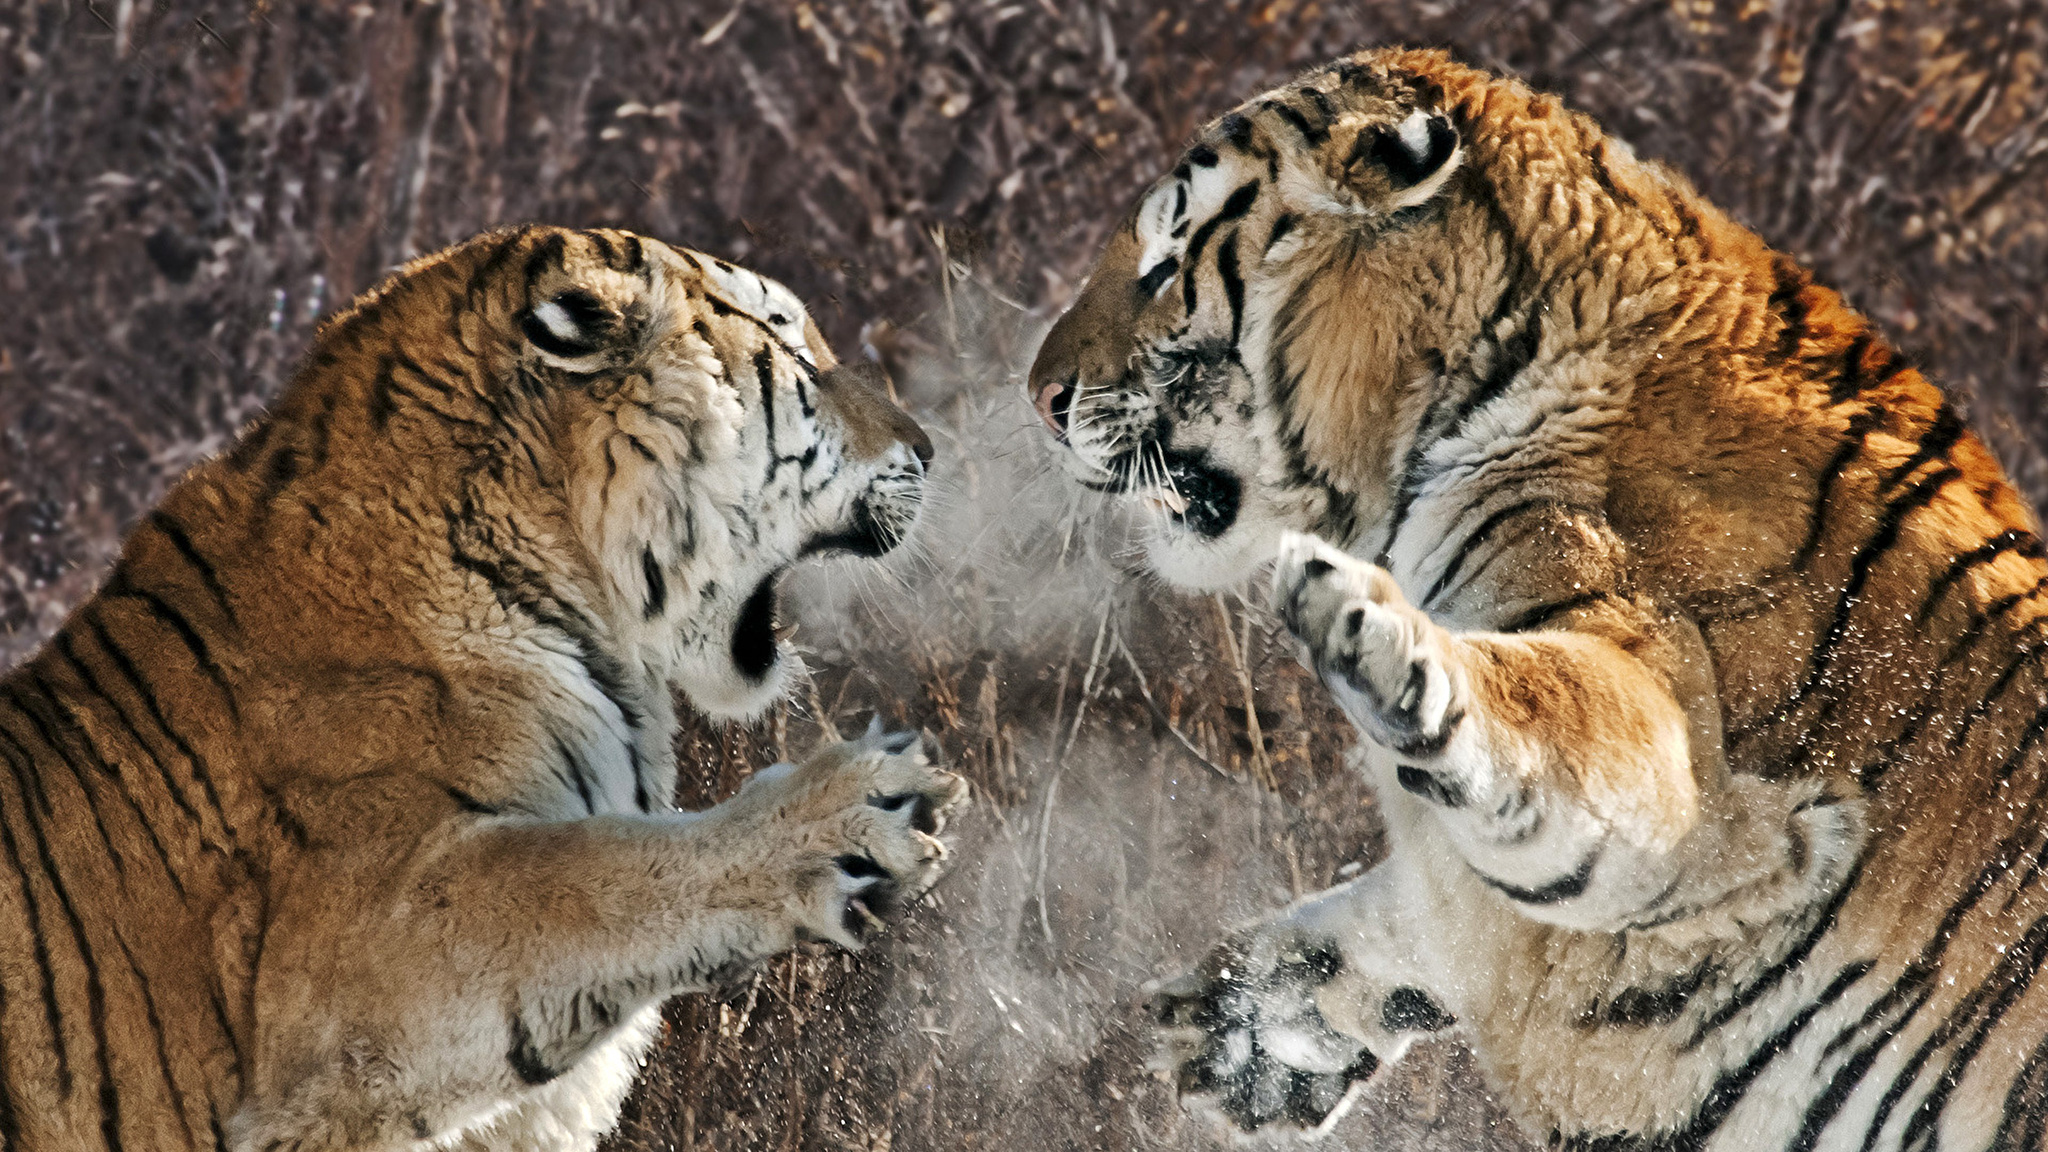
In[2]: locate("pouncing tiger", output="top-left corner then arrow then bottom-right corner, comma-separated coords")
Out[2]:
1027,48 -> 2048,1151
0,225 -> 966,1151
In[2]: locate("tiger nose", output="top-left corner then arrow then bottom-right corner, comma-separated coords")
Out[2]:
1029,375 -> 1075,440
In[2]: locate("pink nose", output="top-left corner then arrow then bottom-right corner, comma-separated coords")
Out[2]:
1032,379 -> 1070,439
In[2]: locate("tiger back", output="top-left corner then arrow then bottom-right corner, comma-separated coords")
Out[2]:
1028,48 -> 2048,1151
0,225 -> 964,1151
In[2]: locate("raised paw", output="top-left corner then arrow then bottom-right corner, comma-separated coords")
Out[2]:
1271,532 -> 1463,758
766,717 -> 968,950
1150,928 -> 1379,1133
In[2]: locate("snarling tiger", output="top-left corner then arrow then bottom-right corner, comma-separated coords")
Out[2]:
0,225 -> 966,1151
1028,47 -> 2048,1151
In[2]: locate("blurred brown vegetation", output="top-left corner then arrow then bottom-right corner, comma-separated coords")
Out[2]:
2,1 -> 2045,1149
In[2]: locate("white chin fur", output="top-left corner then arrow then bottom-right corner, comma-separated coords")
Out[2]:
673,647 -> 793,721
1141,516 -> 1286,592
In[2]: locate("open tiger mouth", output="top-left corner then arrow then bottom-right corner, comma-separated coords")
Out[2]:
730,497 -> 920,683
1087,447 -> 1242,539
732,569 -> 793,682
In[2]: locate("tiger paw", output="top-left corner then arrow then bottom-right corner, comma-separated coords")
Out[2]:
1271,532 -> 1464,760
735,719 -> 968,950
1150,928 -> 1380,1133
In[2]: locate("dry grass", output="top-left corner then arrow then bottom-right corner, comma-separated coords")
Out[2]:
2,1 -> 2045,1148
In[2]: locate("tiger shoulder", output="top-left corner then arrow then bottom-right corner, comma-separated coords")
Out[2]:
1028,47 -> 2048,1152
0,224 -> 964,1151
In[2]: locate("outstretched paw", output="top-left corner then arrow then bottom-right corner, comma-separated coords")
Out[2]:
1150,929 -> 1379,1133
741,717 -> 968,950
1271,532 -> 1463,759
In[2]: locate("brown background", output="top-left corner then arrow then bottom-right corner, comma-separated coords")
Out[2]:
1,1 -> 2044,1149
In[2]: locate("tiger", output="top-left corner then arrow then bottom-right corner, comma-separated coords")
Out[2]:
1026,47 -> 2048,1151
0,224 -> 968,1152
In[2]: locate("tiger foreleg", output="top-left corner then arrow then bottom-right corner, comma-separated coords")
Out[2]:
1270,532 -> 1854,934
1151,861 -> 1465,1132
235,727 -> 966,1152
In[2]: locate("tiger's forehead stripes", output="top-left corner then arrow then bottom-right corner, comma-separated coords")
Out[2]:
679,250 -> 819,367
1038,46 -> 2048,1152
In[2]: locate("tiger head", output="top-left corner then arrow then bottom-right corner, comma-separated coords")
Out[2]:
303,226 -> 931,720
1028,49 -> 1504,589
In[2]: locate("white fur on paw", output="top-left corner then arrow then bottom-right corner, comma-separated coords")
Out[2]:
1150,928 -> 1376,1132
782,725 -> 968,950
1271,532 -> 1461,756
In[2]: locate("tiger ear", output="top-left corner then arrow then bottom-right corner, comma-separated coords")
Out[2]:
1338,109 -> 1461,212
521,287 -> 622,368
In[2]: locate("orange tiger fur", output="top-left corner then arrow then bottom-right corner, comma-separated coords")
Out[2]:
1030,48 -> 2048,1150
0,225 -> 963,1151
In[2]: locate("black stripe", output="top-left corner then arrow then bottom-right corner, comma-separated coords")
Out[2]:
114,930 -> 202,1152
1938,575 -> 2048,671
101,575 -> 241,723
1851,914 -> 2048,1152
1218,231 -> 1245,345
1894,913 -> 2048,1149
1828,333 -> 1875,405
41,638 -> 187,893
552,736 -> 597,814
1585,958 -> 1720,1028
1423,498 -> 1576,607
1878,403 -> 1964,493
641,546 -> 667,620
755,345 -> 779,479
206,982 -> 244,1079
1377,289 -> 1539,571
1263,98 -> 1327,145
369,354 -> 400,430
465,229 -> 532,308
1993,1024 -> 2048,1150
1475,848 -> 1598,905
1918,528 -> 2044,620
445,517 -> 643,735
1180,181 -> 1260,317
145,512 -> 235,625
375,359 -> 490,431
1,683 -> 130,881
1263,212 -> 1294,254
1441,293 -> 1540,443
1943,620 -> 2048,756
305,390 -> 337,474
81,610 -> 237,846
1660,962 -> 1873,1152
1264,304 -> 1361,544
77,613 -> 225,845
522,229 -> 570,297
0,733 -> 76,1095
0,713 -> 123,1149
444,785 -> 501,816
507,1010 -> 560,1085
1792,405 -> 1886,571
1790,980 -> 1938,1152
1588,144 -> 1671,241
1769,254 -> 1814,360
1685,855 -> 1866,1048
1135,256 -> 1179,298
581,229 -> 617,267
1778,465 -> 1963,715
1500,590 -> 1616,633
629,743 -> 652,814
